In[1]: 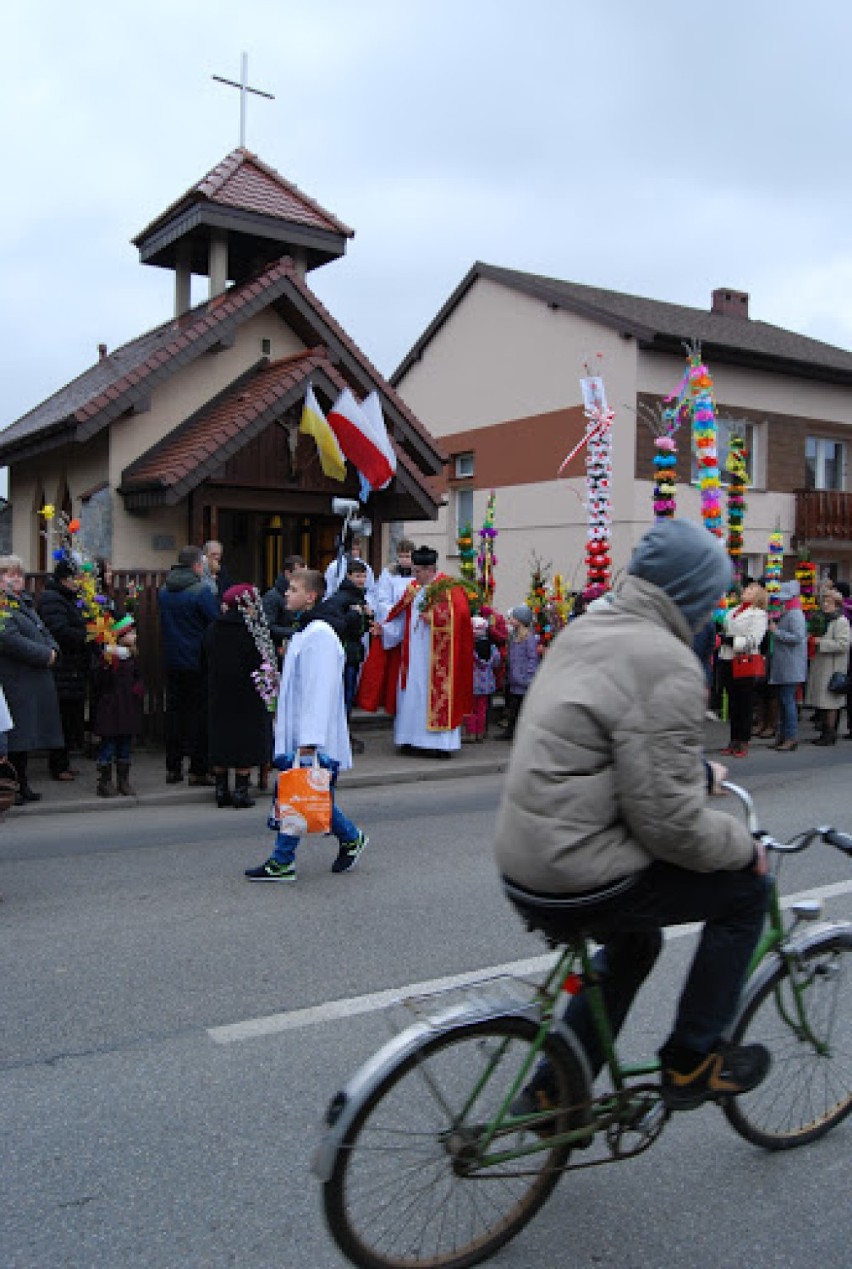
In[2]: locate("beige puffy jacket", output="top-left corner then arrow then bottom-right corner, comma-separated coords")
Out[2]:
495,576 -> 755,894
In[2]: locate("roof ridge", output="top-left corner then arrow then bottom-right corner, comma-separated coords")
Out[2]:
198,148 -> 354,237
72,258 -> 294,425
286,268 -> 443,454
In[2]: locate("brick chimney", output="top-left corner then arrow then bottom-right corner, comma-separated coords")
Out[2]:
711,288 -> 749,319
98,343 -> 108,360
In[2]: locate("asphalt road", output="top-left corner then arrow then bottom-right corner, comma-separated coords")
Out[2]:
2,754 -> 852,1268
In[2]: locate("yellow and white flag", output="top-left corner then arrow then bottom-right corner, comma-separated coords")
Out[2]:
299,384 -> 346,482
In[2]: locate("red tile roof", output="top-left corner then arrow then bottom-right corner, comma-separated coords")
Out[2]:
0,258 -> 297,457
120,349 -> 349,496
0,256 -> 445,503
133,149 -> 353,246
286,265 -> 448,466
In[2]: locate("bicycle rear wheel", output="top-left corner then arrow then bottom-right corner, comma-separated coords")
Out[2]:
322,1014 -> 589,1269
724,930 -> 852,1149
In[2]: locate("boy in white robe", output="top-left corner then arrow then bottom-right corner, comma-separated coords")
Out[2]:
244,570 -> 368,883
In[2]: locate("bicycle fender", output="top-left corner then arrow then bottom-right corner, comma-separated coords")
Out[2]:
723,919 -> 852,1042
549,1019 -> 594,1093
311,1002 -> 544,1183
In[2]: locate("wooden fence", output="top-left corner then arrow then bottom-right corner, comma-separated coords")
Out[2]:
26,570 -> 169,746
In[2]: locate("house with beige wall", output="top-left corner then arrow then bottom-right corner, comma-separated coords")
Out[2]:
0,149 -> 444,584
391,263 -> 852,608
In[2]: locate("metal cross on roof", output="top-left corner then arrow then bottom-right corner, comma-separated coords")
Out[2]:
212,53 -> 275,148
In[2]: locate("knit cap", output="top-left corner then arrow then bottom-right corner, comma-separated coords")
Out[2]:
778,580 -> 800,602
628,519 -> 732,630
509,604 -> 533,626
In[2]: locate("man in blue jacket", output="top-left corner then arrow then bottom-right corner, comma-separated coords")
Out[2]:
158,546 -> 219,784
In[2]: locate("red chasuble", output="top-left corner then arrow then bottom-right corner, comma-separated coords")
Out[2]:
357,577 -> 474,729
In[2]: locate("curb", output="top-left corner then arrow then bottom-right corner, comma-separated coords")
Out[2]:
8,756 -> 510,818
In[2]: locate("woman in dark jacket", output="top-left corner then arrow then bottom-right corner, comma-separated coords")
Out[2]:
36,558 -> 90,779
203,584 -> 272,809
0,555 -> 64,803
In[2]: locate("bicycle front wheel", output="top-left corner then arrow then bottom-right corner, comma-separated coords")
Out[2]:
322,1014 -> 589,1269
724,930 -> 852,1149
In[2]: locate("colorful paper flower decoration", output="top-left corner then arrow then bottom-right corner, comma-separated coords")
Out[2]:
764,529 -> 784,615
477,492 -> 499,603
725,434 -> 748,574
688,348 -> 723,538
456,523 -> 477,584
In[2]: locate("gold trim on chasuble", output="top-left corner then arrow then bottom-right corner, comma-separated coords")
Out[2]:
426,598 -> 454,731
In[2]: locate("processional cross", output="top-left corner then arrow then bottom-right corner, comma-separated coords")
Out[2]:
212,52 -> 275,148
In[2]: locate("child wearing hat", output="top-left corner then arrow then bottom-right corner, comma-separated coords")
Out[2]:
91,615 -> 144,797
463,615 -> 501,742
497,605 -> 541,741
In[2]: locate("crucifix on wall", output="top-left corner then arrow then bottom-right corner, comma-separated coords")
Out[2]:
212,52 -> 275,148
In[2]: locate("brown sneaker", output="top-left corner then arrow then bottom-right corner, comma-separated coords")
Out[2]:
661,1043 -> 770,1111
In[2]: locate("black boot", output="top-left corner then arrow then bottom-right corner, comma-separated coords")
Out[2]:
214,771 -> 233,808
231,772 -> 255,809
812,729 -> 838,747
116,761 -> 136,796
96,763 -> 119,798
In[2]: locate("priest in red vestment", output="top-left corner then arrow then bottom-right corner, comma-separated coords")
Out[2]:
377,546 -> 473,756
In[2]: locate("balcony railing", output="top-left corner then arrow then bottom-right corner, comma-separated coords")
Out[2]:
795,489 -> 852,543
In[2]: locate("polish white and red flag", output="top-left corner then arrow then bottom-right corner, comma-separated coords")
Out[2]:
327,388 -> 396,493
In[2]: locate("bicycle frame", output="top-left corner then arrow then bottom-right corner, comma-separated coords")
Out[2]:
436,865 -> 836,1169
314,786 -> 852,1184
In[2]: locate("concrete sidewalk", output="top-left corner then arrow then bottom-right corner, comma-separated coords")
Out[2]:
6,715 -> 514,818
6,714 -> 739,819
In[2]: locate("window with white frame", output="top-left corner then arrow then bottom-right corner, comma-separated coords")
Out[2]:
691,418 -> 757,486
454,452 -> 474,478
805,437 -> 846,491
454,487 -> 473,544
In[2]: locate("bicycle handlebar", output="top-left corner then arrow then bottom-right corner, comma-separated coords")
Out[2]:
721,780 -> 852,857
823,828 -> 852,856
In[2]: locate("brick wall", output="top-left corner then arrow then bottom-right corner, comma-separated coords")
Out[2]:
635,393 -> 852,493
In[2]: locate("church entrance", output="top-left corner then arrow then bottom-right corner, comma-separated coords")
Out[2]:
216,509 -> 340,590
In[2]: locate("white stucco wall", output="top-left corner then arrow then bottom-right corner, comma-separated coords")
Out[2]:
397,279 -> 852,610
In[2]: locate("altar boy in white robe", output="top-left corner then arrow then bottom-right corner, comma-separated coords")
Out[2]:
244,570 -> 368,883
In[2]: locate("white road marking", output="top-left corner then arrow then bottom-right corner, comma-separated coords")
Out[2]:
207,879 -> 852,1044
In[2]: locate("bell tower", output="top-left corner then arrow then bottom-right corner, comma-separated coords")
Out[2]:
132,149 -> 354,316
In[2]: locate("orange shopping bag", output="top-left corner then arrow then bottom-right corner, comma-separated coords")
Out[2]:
273,753 -> 332,835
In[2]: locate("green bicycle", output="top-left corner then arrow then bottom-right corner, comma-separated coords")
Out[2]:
313,782 -> 852,1269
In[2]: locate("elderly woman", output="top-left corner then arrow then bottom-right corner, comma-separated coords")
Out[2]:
766,580 -> 808,751
202,583 -> 272,809
0,555 -> 64,804
718,579 -> 769,758
806,588 -> 851,747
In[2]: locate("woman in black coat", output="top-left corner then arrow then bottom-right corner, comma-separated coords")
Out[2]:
36,559 -> 90,779
203,584 -> 272,809
0,555 -> 64,803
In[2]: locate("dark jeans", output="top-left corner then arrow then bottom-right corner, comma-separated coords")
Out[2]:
50,697 -> 86,775
721,660 -> 757,745
503,692 -> 524,738
343,663 -> 361,717
98,735 -> 132,764
9,751 -> 30,790
507,860 -> 770,1073
165,668 -> 207,777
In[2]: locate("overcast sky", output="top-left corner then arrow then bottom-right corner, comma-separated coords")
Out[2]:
3,0 -> 852,444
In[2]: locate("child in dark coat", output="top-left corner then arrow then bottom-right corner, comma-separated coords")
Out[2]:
92,615 -> 144,796
463,615 -> 501,741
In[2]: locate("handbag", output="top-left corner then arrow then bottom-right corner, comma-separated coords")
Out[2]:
827,670 -> 850,695
272,751 -> 332,835
732,652 -> 766,680
0,757 -> 19,816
